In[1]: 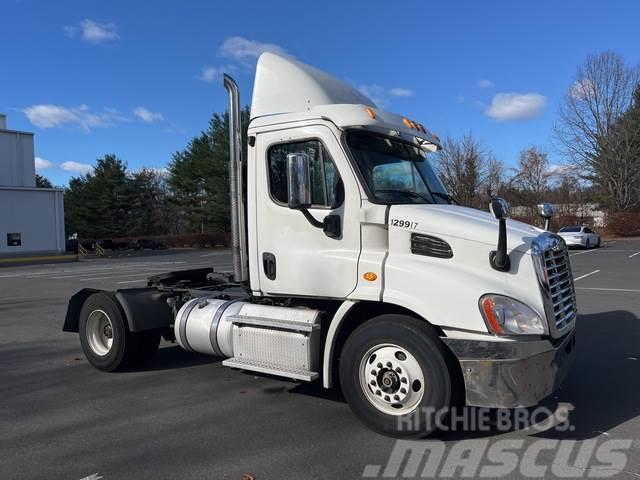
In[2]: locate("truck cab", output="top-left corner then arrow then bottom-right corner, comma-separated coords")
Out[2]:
63,52 -> 577,437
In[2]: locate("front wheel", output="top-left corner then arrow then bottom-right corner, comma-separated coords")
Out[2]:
79,292 -> 161,371
339,315 -> 457,438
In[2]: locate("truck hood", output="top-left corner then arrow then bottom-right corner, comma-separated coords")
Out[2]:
390,204 -> 544,254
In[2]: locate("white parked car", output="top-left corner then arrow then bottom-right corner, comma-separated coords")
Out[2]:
558,226 -> 601,248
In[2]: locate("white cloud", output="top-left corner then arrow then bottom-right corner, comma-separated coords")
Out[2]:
358,85 -> 414,107
389,88 -> 414,97
478,79 -> 494,89
485,93 -> 546,121
219,36 -> 288,63
61,161 -> 94,175
133,107 -> 163,123
22,104 -> 129,131
199,65 -> 223,82
456,95 -> 465,104
65,19 -> 119,44
35,157 -> 54,171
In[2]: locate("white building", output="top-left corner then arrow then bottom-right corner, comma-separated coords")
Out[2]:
0,114 -> 65,255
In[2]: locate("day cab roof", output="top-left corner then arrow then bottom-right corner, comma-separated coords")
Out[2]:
248,53 -> 441,152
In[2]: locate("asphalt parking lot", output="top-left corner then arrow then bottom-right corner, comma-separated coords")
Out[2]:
1,242 -> 639,480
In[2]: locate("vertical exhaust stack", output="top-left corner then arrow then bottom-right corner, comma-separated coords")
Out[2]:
223,74 -> 248,282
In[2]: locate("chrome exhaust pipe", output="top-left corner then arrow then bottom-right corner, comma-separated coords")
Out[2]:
223,74 -> 248,282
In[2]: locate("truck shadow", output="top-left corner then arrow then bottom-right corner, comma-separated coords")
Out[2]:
529,309 -> 640,440
139,345 -> 222,371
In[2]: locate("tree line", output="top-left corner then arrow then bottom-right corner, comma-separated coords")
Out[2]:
60,108 -> 249,239
38,51 -> 638,239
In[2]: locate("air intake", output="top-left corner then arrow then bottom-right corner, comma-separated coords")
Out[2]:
410,234 -> 453,259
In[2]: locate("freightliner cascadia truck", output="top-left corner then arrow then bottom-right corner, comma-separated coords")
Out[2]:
63,53 -> 577,437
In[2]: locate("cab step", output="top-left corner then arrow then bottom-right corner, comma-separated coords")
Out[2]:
222,357 -> 319,381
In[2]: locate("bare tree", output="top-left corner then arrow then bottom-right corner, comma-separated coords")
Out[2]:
512,146 -> 552,206
434,133 -> 503,209
554,51 -> 640,211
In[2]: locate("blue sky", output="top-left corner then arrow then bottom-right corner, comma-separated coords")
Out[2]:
1,0 -> 639,186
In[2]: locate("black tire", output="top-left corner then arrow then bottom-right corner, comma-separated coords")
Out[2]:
585,239 -> 591,249
596,238 -> 601,248
78,292 -> 161,371
339,314 -> 456,438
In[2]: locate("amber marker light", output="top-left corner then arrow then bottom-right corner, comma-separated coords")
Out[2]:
402,118 -> 415,129
363,272 -> 378,282
365,107 -> 377,119
481,297 -> 504,334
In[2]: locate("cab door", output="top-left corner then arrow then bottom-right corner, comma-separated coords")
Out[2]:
254,124 -> 361,298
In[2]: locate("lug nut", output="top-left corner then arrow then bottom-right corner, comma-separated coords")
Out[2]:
400,388 -> 407,394
401,377 -> 407,384
384,395 -> 390,402
377,363 -> 383,368
376,390 -> 381,396
394,395 -> 400,401
395,367 -> 402,374
371,370 -> 376,376
370,380 -> 376,386
386,362 -> 392,368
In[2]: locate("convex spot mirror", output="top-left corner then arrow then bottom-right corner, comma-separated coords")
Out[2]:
287,153 -> 311,209
490,197 -> 511,220
537,203 -> 556,219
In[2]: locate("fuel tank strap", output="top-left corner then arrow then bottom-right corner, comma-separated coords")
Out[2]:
178,299 -> 199,352
209,299 -> 243,356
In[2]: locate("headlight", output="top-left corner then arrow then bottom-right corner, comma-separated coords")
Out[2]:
479,295 -> 546,335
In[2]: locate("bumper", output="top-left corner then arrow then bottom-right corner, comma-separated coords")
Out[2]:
561,237 -> 585,247
442,329 -> 576,408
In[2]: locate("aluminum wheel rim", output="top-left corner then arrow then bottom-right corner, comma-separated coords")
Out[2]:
359,343 -> 425,416
86,309 -> 114,356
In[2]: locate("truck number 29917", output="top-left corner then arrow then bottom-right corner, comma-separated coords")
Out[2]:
390,219 -> 418,229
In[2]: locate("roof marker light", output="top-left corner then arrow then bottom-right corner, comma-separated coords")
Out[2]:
365,107 -> 377,119
402,118 -> 415,129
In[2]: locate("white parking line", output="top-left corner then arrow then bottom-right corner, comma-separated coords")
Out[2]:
576,287 -> 640,293
629,251 -> 640,258
573,269 -> 600,281
80,272 -> 160,281
570,249 -> 599,257
116,278 -> 149,284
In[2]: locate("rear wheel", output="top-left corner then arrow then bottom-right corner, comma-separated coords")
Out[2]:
585,239 -> 591,249
79,292 -> 161,371
596,237 -> 601,248
339,315 -> 456,438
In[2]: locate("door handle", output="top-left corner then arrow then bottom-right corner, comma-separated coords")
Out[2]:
263,252 -> 276,280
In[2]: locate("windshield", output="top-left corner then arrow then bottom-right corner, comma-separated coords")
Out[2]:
559,227 -> 582,233
346,131 -> 453,205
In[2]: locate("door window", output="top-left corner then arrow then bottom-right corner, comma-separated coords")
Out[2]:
268,140 -> 343,208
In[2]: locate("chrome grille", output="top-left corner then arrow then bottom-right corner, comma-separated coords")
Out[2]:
537,237 -> 577,333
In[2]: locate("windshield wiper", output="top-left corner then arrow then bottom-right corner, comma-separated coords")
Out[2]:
374,189 -> 431,203
431,191 -> 458,205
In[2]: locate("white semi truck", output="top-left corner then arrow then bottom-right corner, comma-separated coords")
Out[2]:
63,53 -> 577,437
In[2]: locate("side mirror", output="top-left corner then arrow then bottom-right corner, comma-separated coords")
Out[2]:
537,202 -> 556,231
537,203 -> 556,219
287,153 -> 311,209
489,197 -> 510,272
489,197 -> 511,220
